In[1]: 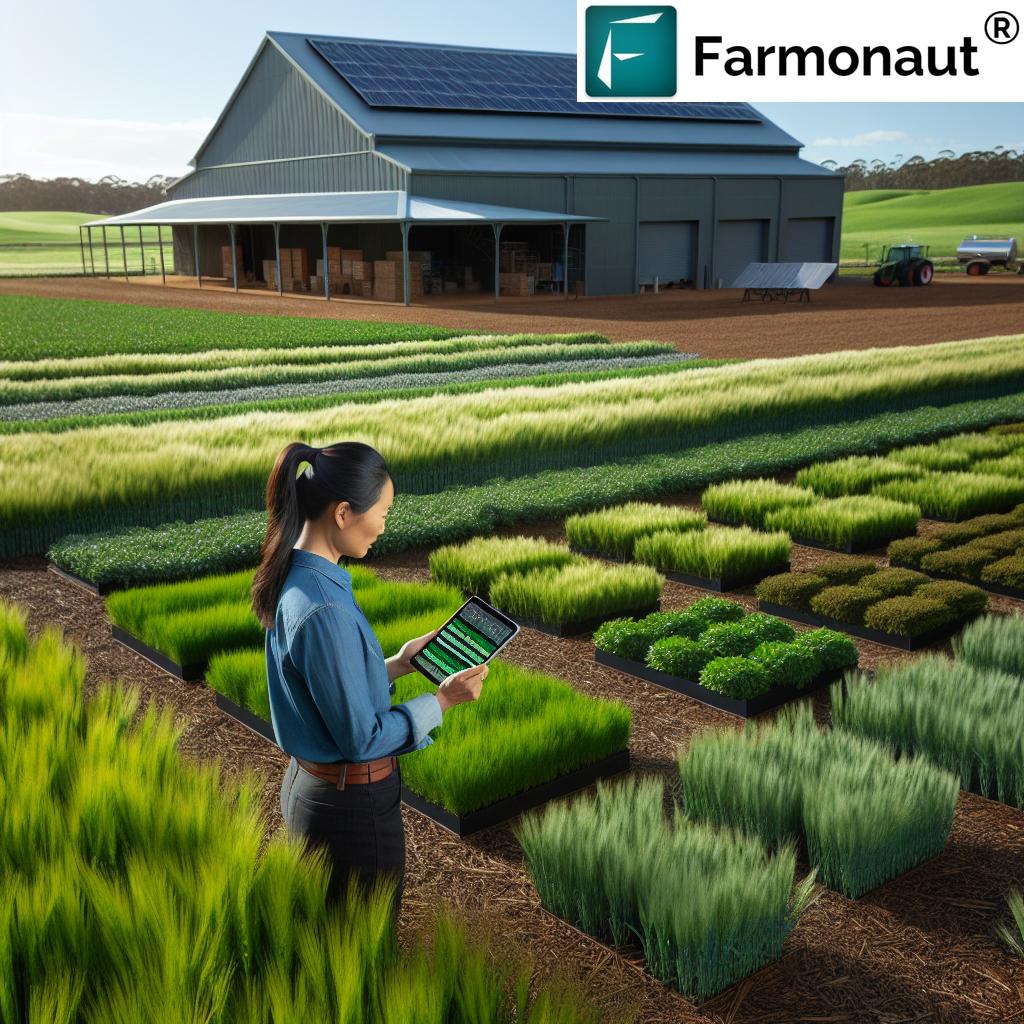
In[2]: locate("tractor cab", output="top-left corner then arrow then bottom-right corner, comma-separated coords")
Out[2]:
874,243 -> 934,287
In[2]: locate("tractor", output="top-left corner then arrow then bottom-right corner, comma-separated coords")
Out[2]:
873,244 -> 934,287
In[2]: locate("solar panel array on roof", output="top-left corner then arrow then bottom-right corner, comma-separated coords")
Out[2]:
307,38 -> 761,122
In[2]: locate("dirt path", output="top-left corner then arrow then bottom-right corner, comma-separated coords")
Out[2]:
4,517 -> 1024,1023
3,274 -> 1023,359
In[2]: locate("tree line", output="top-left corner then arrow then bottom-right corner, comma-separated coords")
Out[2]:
0,174 -> 175,214
826,148 -> 1024,192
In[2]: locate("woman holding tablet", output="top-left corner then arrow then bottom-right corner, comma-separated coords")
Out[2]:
252,440 -> 487,925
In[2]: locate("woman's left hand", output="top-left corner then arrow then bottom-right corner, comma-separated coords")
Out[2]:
395,629 -> 439,674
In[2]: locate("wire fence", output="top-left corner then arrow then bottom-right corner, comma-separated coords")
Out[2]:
0,233 -> 176,278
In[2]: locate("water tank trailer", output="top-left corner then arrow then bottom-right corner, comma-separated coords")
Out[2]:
956,236 -> 1020,276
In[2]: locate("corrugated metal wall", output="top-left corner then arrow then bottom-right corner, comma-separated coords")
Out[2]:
410,173 -> 567,212
171,152 -> 406,198
197,43 -> 367,166
574,177 -> 637,295
168,40 -> 407,201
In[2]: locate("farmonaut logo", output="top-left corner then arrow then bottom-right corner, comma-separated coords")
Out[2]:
584,6 -> 677,96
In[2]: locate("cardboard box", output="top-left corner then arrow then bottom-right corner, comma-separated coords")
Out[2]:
499,272 -> 534,296
280,248 -> 309,281
374,259 -> 423,301
221,244 -> 243,280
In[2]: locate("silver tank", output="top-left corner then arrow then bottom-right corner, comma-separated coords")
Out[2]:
956,236 -> 1018,263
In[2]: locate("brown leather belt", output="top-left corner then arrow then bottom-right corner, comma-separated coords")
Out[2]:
295,755 -> 397,791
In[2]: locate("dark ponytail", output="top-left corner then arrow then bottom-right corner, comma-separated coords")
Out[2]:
252,441 -> 391,629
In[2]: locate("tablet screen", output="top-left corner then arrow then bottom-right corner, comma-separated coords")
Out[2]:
410,596 -> 518,685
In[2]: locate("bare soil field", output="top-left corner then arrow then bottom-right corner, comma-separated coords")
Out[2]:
2,274 -> 1022,359
4,512 -> 1023,1024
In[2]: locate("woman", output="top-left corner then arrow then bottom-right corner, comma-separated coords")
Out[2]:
252,440 -> 486,923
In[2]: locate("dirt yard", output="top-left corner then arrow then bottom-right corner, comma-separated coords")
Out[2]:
2,274 -> 1023,359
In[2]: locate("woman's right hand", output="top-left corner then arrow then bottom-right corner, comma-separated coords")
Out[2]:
436,663 -> 488,713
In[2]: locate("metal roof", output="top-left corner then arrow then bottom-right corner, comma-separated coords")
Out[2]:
305,36 -> 760,122
262,32 -> 806,153
380,144 -> 839,178
83,190 -> 603,227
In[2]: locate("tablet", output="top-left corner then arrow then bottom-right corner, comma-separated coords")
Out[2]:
409,595 -> 520,685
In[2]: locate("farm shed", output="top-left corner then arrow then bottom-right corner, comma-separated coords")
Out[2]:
84,32 -> 844,301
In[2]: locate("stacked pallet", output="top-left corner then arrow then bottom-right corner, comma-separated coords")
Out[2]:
500,272 -> 535,296
386,250 -> 432,274
340,249 -> 363,275
279,248 -> 309,290
261,259 -> 278,290
374,259 -> 423,301
220,245 -> 243,280
352,260 -> 375,283
315,247 -> 342,279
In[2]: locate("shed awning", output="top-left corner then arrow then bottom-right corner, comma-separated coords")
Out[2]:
84,190 -> 604,227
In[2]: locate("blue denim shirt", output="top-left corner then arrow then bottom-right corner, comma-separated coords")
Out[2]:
265,548 -> 443,763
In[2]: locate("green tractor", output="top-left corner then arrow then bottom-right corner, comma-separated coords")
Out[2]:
873,244 -> 934,287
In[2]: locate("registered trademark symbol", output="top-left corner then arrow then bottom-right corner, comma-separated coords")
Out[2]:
985,11 -> 1019,43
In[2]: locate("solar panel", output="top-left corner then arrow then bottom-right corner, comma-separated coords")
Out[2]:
731,263 -> 837,290
307,39 -> 761,122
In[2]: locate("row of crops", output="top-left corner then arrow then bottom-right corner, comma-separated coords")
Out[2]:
50,548 -> 1024,999
0,601 -> 603,1022
6,296 -> 1024,1010
6,330 -> 1024,555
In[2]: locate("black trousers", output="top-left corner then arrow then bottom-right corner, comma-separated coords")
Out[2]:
280,755 -> 406,925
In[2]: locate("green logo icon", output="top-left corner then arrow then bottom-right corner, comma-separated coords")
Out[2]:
584,6 -> 677,97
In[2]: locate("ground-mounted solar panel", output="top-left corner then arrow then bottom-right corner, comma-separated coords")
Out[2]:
307,38 -> 761,122
730,262 -> 838,303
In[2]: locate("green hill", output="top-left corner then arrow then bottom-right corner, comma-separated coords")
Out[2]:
0,211 -> 102,245
841,182 -> 1024,261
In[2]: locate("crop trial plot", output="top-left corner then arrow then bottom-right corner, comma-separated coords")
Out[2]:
594,596 -> 858,716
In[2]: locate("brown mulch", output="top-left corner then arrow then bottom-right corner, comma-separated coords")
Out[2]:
4,517 -> 1024,1023
2,274 -> 1024,359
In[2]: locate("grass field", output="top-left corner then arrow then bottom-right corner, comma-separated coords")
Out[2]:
0,212 -> 171,277
841,183 -> 1024,262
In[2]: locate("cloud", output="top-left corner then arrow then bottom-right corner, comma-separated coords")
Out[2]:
0,111 -> 215,181
809,129 -> 910,148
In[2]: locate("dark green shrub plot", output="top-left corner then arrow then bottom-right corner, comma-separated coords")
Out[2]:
889,504 -> 1024,593
516,775 -> 814,1000
0,600 -> 600,1024
834,648 -> 1024,808
679,705 -> 959,898
596,600 -> 855,700
756,563 -> 987,639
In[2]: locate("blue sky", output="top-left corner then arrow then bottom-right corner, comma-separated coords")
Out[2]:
2,0 -> 1022,181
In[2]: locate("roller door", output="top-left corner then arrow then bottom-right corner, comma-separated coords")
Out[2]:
716,219 -> 768,288
783,217 -> 834,263
638,221 -> 697,286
